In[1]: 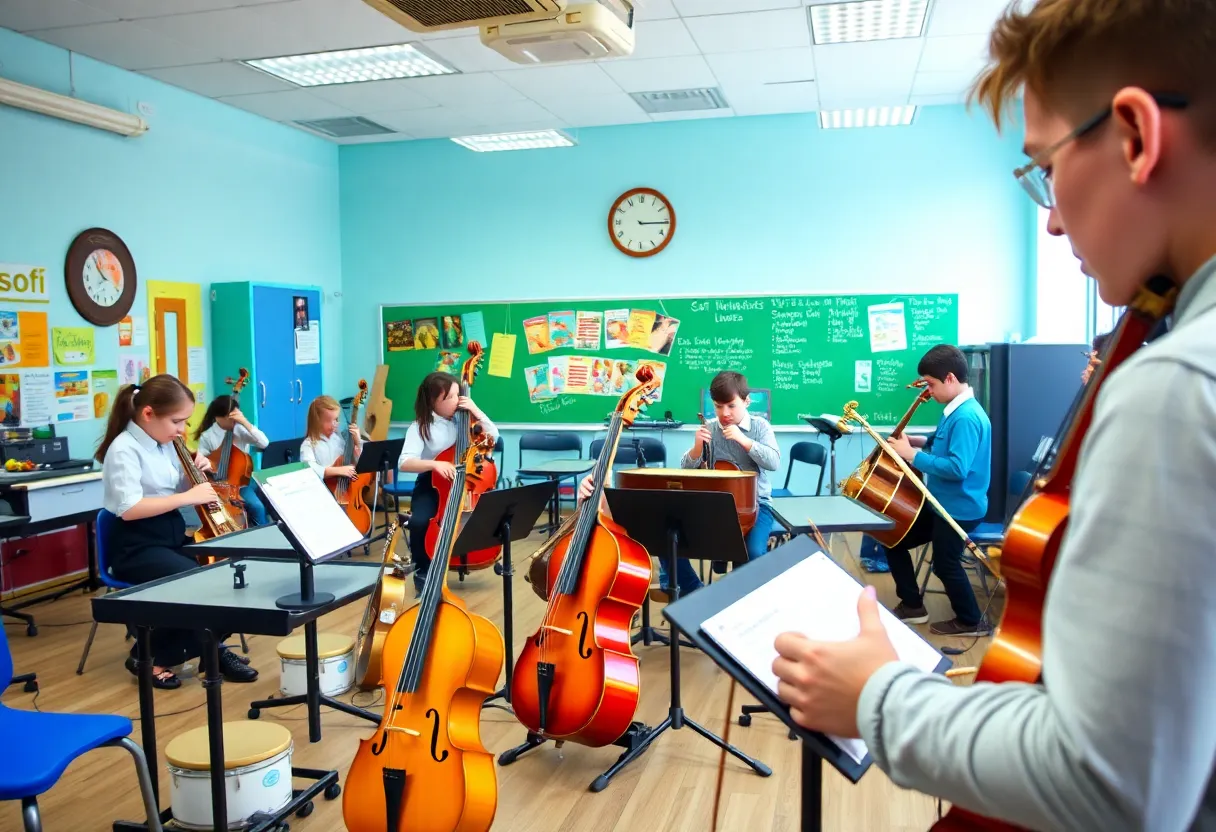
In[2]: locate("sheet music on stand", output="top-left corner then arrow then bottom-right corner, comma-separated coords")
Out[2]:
252,463 -> 365,563
700,550 -> 944,766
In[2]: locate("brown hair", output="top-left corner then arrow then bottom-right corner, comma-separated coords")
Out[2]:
918,345 -> 969,384
709,371 -> 749,404
305,395 -> 341,442
414,372 -> 459,442
193,394 -> 238,441
970,0 -> 1215,141
95,374 -> 195,462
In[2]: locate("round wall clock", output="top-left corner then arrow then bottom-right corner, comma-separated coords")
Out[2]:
609,187 -> 676,257
64,227 -> 137,326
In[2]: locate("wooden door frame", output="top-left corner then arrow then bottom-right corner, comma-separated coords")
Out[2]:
153,297 -> 189,381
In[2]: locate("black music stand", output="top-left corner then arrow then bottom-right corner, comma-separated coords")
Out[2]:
260,438 -> 302,469
805,417 -> 844,495
355,437 -> 404,544
448,481 -> 556,712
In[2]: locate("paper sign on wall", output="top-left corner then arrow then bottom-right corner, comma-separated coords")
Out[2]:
54,370 -> 92,422
488,333 -> 516,378
92,370 -> 118,420
0,264 -> 50,305
295,321 -> 320,364
0,311 -> 50,369
52,327 -> 95,366
19,371 -> 53,427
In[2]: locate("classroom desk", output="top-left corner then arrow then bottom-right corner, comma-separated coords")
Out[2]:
185,523 -> 298,560
769,495 -> 894,536
516,458 -> 596,534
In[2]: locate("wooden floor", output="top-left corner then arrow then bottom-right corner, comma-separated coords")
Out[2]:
0,523 -> 999,832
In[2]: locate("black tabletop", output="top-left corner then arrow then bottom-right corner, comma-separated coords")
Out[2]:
92,557 -> 379,636
769,495 -> 894,535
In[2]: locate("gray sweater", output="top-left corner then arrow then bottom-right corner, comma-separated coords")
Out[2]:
678,413 -> 781,502
858,254 -> 1216,831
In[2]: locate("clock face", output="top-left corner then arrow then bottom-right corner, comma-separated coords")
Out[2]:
83,249 -> 125,307
65,228 -> 138,327
609,188 -> 675,258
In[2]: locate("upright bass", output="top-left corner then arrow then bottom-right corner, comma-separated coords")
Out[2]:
343,407 -> 503,832
207,368 -> 253,491
930,276 -> 1178,832
511,367 -> 658,747
328,380 -> 374,536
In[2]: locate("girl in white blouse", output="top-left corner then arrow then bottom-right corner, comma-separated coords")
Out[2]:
194,394 -> 271,525
97,374 -> 259,689
398,371 -> 498,592
300,395 -> 362,483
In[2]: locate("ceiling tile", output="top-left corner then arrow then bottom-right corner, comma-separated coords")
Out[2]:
334,132 -> 413,144
495,64 -> 621,106
918,33 -> 987,73
307,77 -> 438,112
82,0 -> 283,17
704,47 -> 815,86
649,107 -> 735,121
634,0 -> 679,20
32,20 -> 221,70
599,55 -> 717,93
140,61 -> 297,97
421,35 -> 527,72
911,69 -> 978,97
605,18 -> 699,61
217,89 -> 354,120
721,80 -> 817,116
368,107 -> 485,138
450,98 -> 556,125
541,93 -> 650,127
0,0 -> 118,31
926,0 -> 1011,37
672,0 -> 800,16
684,9 -> 809,54
406,72 -> 526,107
910,92 -> 965,106
813,38 -> 921,109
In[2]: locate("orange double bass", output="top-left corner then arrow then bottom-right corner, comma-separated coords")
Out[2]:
425,343 -> 501,573
511,367 -> 659,747
207,368 -> 254,491
343,411 -> 503,832
930,277 -> 1177,832
327,380 -> 374,536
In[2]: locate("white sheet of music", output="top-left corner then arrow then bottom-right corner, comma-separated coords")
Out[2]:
701,551 -> 944,764
258,467 -> 364,561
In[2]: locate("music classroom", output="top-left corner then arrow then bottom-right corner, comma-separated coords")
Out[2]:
2,0 -> 1214,830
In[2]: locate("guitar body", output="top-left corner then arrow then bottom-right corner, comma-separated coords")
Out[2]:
355,568 -> 412,691
511,516 -> 650,746
326,454 -> 375,536
343,588 -> 503,832
842,449 -> 926,548
426,445 -> 501,571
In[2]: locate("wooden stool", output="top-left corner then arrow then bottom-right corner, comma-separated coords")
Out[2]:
275,632 -> 355,698
164,721 -> 293,830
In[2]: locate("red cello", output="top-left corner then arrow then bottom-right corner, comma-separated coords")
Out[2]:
424,342 -> 501,574
511,367 -> 659,747
931,276 -> 1178,831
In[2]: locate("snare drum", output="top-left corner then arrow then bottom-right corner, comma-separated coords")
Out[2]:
164,721 -> 293,830
276,632 -> 355,697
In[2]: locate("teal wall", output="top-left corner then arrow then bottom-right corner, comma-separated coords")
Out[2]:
0,27 -> 341,457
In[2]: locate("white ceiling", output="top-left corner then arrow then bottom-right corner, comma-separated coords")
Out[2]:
0,0 -> 1013,143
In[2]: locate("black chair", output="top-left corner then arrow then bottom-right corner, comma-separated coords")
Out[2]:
771,441 -> 827,498
516,432 -> 582,509
589,436 -> 666,467
494,435 -> 507,489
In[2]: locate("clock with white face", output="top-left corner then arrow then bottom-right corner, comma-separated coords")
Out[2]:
65,228 -> 137,326
609,188 -> 676,258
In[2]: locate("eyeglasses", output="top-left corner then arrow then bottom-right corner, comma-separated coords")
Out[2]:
1014,92 -> 1189,209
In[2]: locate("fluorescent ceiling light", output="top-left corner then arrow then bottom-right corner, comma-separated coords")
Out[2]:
809,0 -> 929,45
819,106 -> 917,129
242,43 -> 457,87
451,129 -> 576,152
0,77 -> 147,137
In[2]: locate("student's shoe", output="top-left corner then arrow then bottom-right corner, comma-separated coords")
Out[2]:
124,655 -> 181,689
860,556 -> 890,574
202,648 -> 259,683
891,602 -> 929,625
929,618 -> 988,637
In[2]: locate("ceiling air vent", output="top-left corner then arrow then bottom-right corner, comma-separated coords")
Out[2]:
363,0 -> 566,31
294,116 -> 396,138
630,87 -> 728,114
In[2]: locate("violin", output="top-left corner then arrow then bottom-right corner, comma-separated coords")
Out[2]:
207,368 -> 253,490
173,436 -> 245,561
327,380 -> 374,536
425,342 -> 501,575
929,275 -> 1177,831
343,411 -> 503,832
511,367 -> 659,746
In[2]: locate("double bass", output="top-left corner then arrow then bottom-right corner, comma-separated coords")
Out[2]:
207,368 -> 253,491
327,380 -> 374,536
173,436 -> 245,555
343,412 -> 503,832
354,517 -> 412,692
511,367 -> 659,746
425,342 -> 501,573
930,276 -> 1177,831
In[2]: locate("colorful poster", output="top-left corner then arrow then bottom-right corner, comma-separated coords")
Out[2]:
0,312 -> 17,342
575,311 -> 602,351
0,311 -> 50,369
523,316 -> 553,354
92,369 -> 118,420
524,364 -> 553,402
436,350 -> 461,374
463,311 -> 487,349
414,317 -> 439,350
854,360 -> 872,393
386,320 -> 414,351
608,359 -> 636,395
868,302 -> 908,353
548,311 -> 575,350
52,327 -> 94,366
548,356 -> 568,395
0,374 -> 19,427
649,314 -> 680,356
626,309 -> 655,349
293,296 -> 310,331
564,356 -> 593,394
591,358 -> 612,395
19,370 -> 52,427
488,333 -> 516,378
120,354 -> 147,386
54,370 -> 91,422
118,316 -> 133,347
441,315 -> 464,349
605,309 -> 629,348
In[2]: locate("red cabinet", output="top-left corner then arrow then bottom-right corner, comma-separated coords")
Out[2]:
0,525 -> 89,599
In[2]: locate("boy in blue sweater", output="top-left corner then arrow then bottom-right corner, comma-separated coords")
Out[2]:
883,344 -> 990,636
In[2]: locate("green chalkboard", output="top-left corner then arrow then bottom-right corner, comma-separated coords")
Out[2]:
378,293 -> 958,427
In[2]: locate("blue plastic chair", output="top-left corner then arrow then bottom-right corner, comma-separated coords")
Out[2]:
1,620 -> 164,831
76,510 -> 128,675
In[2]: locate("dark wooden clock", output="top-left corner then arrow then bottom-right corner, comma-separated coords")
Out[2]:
64,228 -> 137,327
609,187 -> 676,257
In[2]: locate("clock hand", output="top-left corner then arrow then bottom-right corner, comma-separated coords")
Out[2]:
636,221 -> 671,225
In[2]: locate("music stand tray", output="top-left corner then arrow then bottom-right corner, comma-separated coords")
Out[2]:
663,535 -> 952,832
354,437 -> 405,543
449,481 -> 556,711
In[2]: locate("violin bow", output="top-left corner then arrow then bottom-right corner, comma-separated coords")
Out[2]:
710,677 -> 737,832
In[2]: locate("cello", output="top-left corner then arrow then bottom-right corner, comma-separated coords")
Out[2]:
343,414 -> 503,832
511,367 -> 658,747
173,436 -> 245,560
207,368 -> 253,491
930,277 -> 1177,832
697,412 -> 741,471
425,342 -> 501,574
328,380 -> 374,536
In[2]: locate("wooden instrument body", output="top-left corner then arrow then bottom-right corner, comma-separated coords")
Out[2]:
511,514 -> 651,745
841,450 -> 926,547
343,587 -> 503,832
173,437 -> 245,557
427,443 -> 500,571
356,522 -> 410,692
327,454 -> 375,535
208,436 -> 253,490
617,466 -> 758,534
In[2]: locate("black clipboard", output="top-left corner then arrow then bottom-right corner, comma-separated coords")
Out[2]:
662,533 -> 951,783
